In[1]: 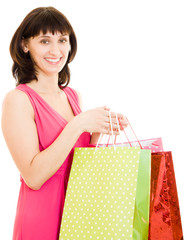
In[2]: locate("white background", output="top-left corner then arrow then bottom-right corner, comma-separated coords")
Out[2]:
0,0 -> 191,239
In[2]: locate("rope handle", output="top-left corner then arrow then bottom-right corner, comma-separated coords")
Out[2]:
119,117 -> 143,149
95,111 -> 116,151
95,112 -> 143,151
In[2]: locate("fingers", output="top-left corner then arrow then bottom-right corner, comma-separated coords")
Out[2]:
103,106 -> 110,111
105,111 -> 128,128
118,118 -> 129,130
98,106 -> 129,134
101,114 -> 128,135
103,128 -> 120,136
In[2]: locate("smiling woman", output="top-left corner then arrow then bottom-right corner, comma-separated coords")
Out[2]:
10,6 -> 77,88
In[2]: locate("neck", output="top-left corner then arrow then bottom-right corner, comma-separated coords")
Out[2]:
32,73 -> 63,95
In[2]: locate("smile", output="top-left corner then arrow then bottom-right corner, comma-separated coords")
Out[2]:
45,57 -> 62,64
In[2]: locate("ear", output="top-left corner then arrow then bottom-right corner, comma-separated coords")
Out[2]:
21,39 -> 29,53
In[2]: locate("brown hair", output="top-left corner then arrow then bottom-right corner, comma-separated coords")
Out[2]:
10,6 -> 77,88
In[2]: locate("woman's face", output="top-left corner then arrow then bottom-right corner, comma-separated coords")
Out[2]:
23,31 -> 71,77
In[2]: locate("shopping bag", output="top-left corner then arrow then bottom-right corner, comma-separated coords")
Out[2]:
59,146 -> 151,240
148,151 -> 183,240
133,149 -> 151,239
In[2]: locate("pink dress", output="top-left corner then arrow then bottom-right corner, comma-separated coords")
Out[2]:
12,83 -> 91,240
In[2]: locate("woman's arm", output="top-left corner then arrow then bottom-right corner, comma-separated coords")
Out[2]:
1,89 -> 83,190
1,89 -> 128,190
2,89 -> 127,191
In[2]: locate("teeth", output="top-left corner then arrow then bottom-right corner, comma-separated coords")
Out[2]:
45,58 -> 60,63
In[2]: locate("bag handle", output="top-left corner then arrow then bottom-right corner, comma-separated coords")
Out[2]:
106,116 -> 143,149
118,117 -> 143,149
95,112 -> 143,151
106,112 -> 125,147
95,111 -> 118,151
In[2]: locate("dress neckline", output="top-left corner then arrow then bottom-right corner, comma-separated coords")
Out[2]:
23,83 -> 76,123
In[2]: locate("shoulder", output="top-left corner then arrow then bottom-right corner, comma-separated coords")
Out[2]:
2,88 -> 34,118
2,88 -> 31,108
3,87 -> 25,99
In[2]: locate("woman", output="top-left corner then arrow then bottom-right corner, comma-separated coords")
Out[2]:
1,7 -> 128,240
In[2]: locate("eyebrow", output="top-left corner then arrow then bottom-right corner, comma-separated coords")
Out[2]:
38,34 -> 68,39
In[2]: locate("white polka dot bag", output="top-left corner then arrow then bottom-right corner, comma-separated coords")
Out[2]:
59,144 -> 151,240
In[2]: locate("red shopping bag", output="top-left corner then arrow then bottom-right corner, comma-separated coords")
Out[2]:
149,152 -> 183,240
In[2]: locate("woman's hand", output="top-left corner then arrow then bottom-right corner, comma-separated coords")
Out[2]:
76,106 -> 128,135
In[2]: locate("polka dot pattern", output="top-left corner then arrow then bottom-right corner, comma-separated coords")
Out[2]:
59,147 -> 141,240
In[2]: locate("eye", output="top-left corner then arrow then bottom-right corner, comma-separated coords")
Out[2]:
59,38 -> 68,43
40,39 -> 49,44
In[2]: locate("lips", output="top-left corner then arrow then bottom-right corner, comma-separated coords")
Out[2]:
45,57 -> 62,64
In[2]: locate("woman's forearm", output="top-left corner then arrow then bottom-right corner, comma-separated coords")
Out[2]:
27,116 -> 83,190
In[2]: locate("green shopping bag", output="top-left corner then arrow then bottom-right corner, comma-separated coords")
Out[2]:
133,149 -> 151,239
59,146 -> 151,240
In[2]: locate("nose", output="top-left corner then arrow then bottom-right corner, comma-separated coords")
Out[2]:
49,43 -> 60,56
